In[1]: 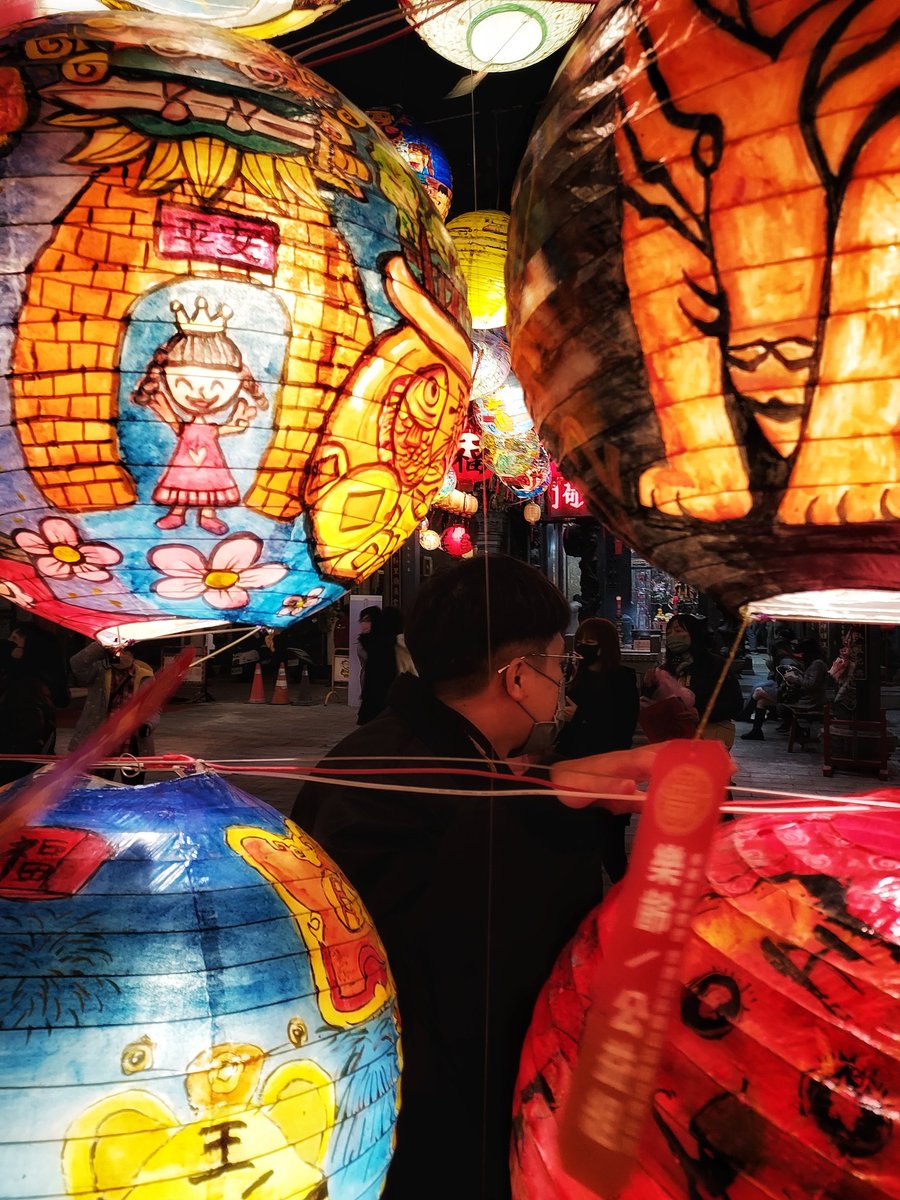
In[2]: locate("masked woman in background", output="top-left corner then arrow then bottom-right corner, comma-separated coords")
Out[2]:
555,617 -> 639,881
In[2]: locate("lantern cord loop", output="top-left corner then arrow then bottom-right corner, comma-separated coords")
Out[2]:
694,612 -> 751,739
190,625 -> 266,669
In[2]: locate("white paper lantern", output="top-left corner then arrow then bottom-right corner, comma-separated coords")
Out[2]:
399,1 -> 593,73
471,330 -> 512,400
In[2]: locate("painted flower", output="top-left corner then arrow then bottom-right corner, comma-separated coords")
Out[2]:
0,579 -> 34,608
278,587 -> 326,619
149,533 -> 288,611
13,517 -> 122,583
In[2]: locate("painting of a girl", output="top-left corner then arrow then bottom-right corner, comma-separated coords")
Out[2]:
132,297 -> 267,535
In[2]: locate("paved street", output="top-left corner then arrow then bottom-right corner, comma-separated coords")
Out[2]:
56,654 -> 900,818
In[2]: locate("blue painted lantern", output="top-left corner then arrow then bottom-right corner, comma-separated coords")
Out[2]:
0,14 -> 471,643
365,105 -> 454,220
0,772 -> 400,1200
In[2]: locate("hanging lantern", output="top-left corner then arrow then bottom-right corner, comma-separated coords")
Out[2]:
418,524 -> 442,551
522,501 -> 542,524
0,771 -> 400,1200
471,330 -> 512,400
454,416 -> 493,487
482,427 -> 541,478
513,806 -> 900,1199
447,211 -> 508,329
3,0 -> 348,38
365,105 -> 453,220
441,523 -> 473,557
399,1 -> 593,73
0,13 -> 471,643
473,373 -> 534,438
508,0 -> 900,622
504,446 -> 551,498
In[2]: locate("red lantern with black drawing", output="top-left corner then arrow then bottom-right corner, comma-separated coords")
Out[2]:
507,0 -> 900,622
512,806 -> 900,1199
441,524 -> 473,558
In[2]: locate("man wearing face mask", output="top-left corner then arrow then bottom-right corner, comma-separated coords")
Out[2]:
291,555 -> 658,1200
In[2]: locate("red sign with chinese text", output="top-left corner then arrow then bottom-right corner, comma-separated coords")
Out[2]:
558,739 -> 732,1197
159,204 -> 279,273
453,421 -> 492,487
547,463 -> 588,519
0,826 -> 111,899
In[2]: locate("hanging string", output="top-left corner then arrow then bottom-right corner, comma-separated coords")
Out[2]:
694,613 -> 751,739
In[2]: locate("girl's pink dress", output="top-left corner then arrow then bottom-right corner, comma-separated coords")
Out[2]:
153,421 -> 240,508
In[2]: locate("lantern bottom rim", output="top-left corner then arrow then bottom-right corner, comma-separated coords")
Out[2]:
96,616 -> 235,646
743,588 -> 900,625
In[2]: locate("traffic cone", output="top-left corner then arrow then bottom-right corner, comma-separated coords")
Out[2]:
295,660 -> 315,706
270,662 -> 291,705
247,662 -> 266,704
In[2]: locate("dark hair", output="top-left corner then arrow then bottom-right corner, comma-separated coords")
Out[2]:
671,614 -> 713,651
405,555 -> 570,695
575,617 -> 621,669
797,637 -> 824,663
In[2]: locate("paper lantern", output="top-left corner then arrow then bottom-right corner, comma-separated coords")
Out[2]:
508,0 -> 900,620
418,523 -> 442,550
447,210 -> 509,329
473,373 -> 534,438
454,416 -> 493,487
365,105 -> 453,220
0,13 -> 471,643
522,501 -> 541,524
512,807 -> 900,1199
441,523 -> 473,557
482,427 -> 541,478
2,0 -> 348,37
471,330 -> 512,400
0,771 -> 400,1200
504,446 -> 551,498
399,0 -> 593,73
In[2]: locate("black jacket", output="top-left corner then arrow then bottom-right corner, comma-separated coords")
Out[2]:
556,664 -> 639,759
291,673 -> 611,1200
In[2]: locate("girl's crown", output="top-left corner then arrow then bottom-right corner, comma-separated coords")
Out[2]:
171,296 -> 233,335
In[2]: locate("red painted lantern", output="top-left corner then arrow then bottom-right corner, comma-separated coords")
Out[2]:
441,524 -> 473,557
512,806 -> 900,1199
454,419 -> 493,487
508,0 -> 900,621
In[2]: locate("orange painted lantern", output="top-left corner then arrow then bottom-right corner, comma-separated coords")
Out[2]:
0,13 -> 471,642
513,807 -> 900,1198
508,0 -> 900,620
2,0 -> 347,38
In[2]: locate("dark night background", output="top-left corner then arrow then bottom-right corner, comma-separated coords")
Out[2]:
275,1 -> 576,215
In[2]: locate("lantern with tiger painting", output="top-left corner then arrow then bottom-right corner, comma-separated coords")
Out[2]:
508,0 -> 900,621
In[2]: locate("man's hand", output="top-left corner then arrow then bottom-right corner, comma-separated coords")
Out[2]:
551,744 -> 663,813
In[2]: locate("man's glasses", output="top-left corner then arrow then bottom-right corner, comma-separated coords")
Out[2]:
497,652 -> 582,684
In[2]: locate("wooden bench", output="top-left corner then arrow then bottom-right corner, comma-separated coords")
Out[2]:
822,705 -> 890,780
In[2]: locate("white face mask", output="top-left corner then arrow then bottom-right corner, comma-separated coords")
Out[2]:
511,672 -> 566,757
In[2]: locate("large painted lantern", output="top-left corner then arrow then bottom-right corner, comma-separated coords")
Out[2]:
0,771 -> 400,1200
507,0 -> 900,620
512,808 -> 900,1199
2,0 -> 348,38
399,0 -> 593,73
365,105 -> 453,220
0,14 -> 471,642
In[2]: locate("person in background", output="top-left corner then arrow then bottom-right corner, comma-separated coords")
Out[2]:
292,556 -> 659,1200
356,605 -> 403,724
555,616 -> 639,881
0,625 -> 62,784
776,637 -> 830,729
742,638 -> 802,740
648,613 -> 744,748
69,641 -> 158,782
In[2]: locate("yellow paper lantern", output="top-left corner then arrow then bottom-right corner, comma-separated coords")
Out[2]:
522,501 -> 541,524
399,0 -> 593,72
508,0 -> 900,621
0,13 -> 471,643
447,210 -> 509,329
2,0 -> 347,38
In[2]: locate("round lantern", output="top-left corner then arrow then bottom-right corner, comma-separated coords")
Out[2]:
454,415 -> 493,487
482,427 -> 542,478
419,524 -> 442,551
522,501 -> 542,524
2,0 -> 348,37
513,807 -> 900,1199
471,330 -> 512,400
507,0 -> 900,621
399,0 -> 593,73
447,210 -> 508,329
0,13 -> 471,643
473,373 -> 534,438
504,446 -> 551,498
441,523 -> 473,557
0,771 -> 400,1200
365,105 -> 453,220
